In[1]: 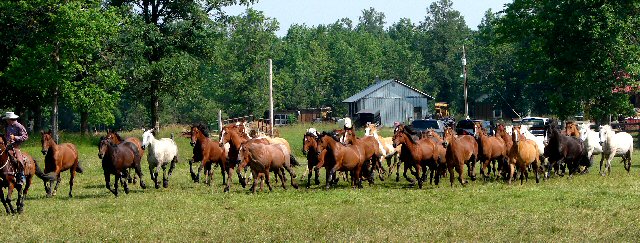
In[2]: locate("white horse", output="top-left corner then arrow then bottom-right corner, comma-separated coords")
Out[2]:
142,129 -> 179,188
599,125 -> 633,176
578,123 -> 603,165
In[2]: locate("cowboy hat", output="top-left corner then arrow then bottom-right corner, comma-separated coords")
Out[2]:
2,112 -> 19,120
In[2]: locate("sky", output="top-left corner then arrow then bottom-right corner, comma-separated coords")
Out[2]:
224,0 -> 513,36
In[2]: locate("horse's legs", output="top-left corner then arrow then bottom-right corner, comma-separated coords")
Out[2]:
508,162 -> 516,185
457,163 -> 467,186
324,167 -> 332,189
403,163 -> 416,185
52,172 -> 62,196
0,187 -> 9,214
15,183 -> 24,214
68,166 -> 77,198
265,167 -> 273,192
225,164 -> 235,192
105,172 -> 115,196
135,163 -> 146,189
5,183 -> 15,214
120,172 -> 130,194
284,165 -> 299,189
23,175 -> 33,198
164,157 -> 177,188
189,159 -> 200,183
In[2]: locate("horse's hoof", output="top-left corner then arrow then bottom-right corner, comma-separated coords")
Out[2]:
52,191 -> 57,196
124,188 -> 130,194
314,180 -> 320,185
163,179 -> 169,188
69,193 -> 73,198
223,187 -> 230,193
155,183 -> 160,189
140,182 -> 147,189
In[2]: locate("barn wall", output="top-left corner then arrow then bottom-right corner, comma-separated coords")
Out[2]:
353,82 -> 431,127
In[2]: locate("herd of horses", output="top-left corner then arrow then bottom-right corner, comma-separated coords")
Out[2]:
0,119 -> 635,214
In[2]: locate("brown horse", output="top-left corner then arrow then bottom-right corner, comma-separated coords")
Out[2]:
564,122 -> 580,138
219,125 -> 253,191
423,129 -> 447,179
508,126 -> 542,184
302,130 -> 321,188
316,132 -> 365,189
0,136 -> 50,214
343,129 -> 384,184
495,124 -> 513,178
188,125 -> 227,186
443,127 -> 478,186
239,142 -> 298,192
98,137 -> 146,196
392,127 -> 438,188
474,124 -> 507,180
40,131 -> 82,197
106,130 -> 143,183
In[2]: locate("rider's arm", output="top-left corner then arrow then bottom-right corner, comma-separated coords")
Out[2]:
12,123 -> 28,143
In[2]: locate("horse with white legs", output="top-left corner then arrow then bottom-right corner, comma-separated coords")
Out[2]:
598,125 -> 633,176
142,129 -> 179,189
578,123 -> 603,167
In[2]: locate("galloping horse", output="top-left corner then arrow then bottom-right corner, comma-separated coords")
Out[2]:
0,136 -> 49,214
188,124 -> 227,185
578,123 -> 602,167
302,128 -> 321,188
599,125 -> 633,175
494,124 -> 513,178
106,130 -> 144,183
508,126 -> 541,184
365,124 -> 399,178
544,124 -> 590,176
316,132 -> 365,189
442,127 -> 478,186
343,128 -> 384,184
98,137 -> 146,196
424,129 -> 447,179
40,131 -> 82,197
474,124 -> 507,179
392,126 -> 438,188
239,142 -> 298,192
142,129 -> 178,189
220,126 -> 266,191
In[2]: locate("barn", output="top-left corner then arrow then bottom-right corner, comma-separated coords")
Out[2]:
342,79 -> 434,127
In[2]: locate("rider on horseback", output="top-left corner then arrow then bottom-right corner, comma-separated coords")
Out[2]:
3,112 -> 28,186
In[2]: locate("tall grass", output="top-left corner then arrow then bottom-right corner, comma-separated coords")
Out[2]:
1,124 -> 639,241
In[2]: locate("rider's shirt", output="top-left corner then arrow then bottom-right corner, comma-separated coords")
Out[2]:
5,122 -> 28,147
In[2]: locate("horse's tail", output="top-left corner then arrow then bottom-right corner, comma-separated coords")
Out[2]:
170,133 -> 174,140
290,154 -> 300,167
75,161 -> 84,173
34,161 -> 56,181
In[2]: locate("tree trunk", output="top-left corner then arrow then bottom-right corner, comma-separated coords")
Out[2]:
151,79 -> 160,132
80,111 -> 89,136
51,87 -> 59,143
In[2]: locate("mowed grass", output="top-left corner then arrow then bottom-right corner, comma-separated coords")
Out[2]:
1,124 -> 640,241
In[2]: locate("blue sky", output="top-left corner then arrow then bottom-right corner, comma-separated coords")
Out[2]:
224,0 -> 513,36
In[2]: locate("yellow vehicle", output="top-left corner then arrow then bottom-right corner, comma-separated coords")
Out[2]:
435,102 -> 450,118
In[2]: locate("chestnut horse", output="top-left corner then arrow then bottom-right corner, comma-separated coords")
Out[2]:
98,137 -> 146,196
40,131 -> 82,198
220,125 -> 268,191
423,129 -> 447,179
474,124 -> 507,180
494,124 -> 513,178
106,130 -> 143,183
392,127 -> 438,188
442,127 -> 478,186
343,129 -> 384,184
239,142 -> 298,192
302,128 -> 321,188
508,126 -> 542,184
564,122 -> 580,138
188,124 -> 227,185
0,136 -> 50,214
316,132 -> 365,189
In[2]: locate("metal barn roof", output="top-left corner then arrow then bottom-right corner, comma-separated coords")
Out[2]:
342,79 -> 434,103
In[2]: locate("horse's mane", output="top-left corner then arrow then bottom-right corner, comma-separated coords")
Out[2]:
193,124 -> 209,137
109,131 -> 124,142
321,131 -> 340,142
401,129 -> 417,144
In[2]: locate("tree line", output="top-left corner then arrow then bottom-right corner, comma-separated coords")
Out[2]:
1,0 -> 638,137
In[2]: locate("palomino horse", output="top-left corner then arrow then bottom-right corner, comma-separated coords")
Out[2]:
239,142 -> 298,192
365,124 -> 399,180
564,122 -> 580,138
599,125 -> 633,176
316,132 -> 365,189
302,128 -> 321,188
544,124 -> 590,175
40,131 -> 82,197
508,126 -> 542,184
106,129 -> 144,183
442,127 -> 478,186
98,137 -> 146,196
474,124 -> 507,180
392,126 -> 438,188
187,124 -> 227,185
142,129 -> 178,189
343,128 -> 384,184
0,136 -> 50,214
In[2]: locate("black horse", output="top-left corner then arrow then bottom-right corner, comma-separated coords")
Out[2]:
543,124 -> 590,176
98,137 -> 146,196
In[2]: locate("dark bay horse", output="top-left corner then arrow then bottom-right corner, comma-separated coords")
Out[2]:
188,125 -> 227,186
0,136 -> 50,214
302,130 -> 321,188
316,132 -> 365,189
392,127 -> 438,188
544,124 -> 590,176
475,124 -> 507,179
98,137 -> 146,196
443,127 -> 478,186
40,131 -> 82,197
106,130 -> 144,183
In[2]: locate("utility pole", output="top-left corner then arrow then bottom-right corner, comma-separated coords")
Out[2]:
462,43 -> 468,119
269,59 -> 274,137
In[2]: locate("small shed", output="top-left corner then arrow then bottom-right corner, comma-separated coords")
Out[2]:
342,79 -> 434,127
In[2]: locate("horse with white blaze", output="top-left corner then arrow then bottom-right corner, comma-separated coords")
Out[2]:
598,125 -> 633,176
142,129 -> 179,188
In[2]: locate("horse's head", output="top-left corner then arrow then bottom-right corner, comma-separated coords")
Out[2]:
512,126 -> 522,143
97,136 -> 111,159
598,125 -> 613,146
579,123 -> 591,138
302,130 -> 319,155
238,143 -> 250,167
364,123 -> 377,136
141,129 -> 155,150
41,130 -> 54,155
443,127 -> 455,147
392,129 -> 413,147
190,124 -> 209,147
343,129 -> 357,145
219,126 -> 237,147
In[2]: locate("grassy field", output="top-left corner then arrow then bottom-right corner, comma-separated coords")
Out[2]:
1,124 -> 640,241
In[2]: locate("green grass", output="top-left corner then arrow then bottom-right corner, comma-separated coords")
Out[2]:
2,124 -> 640,241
